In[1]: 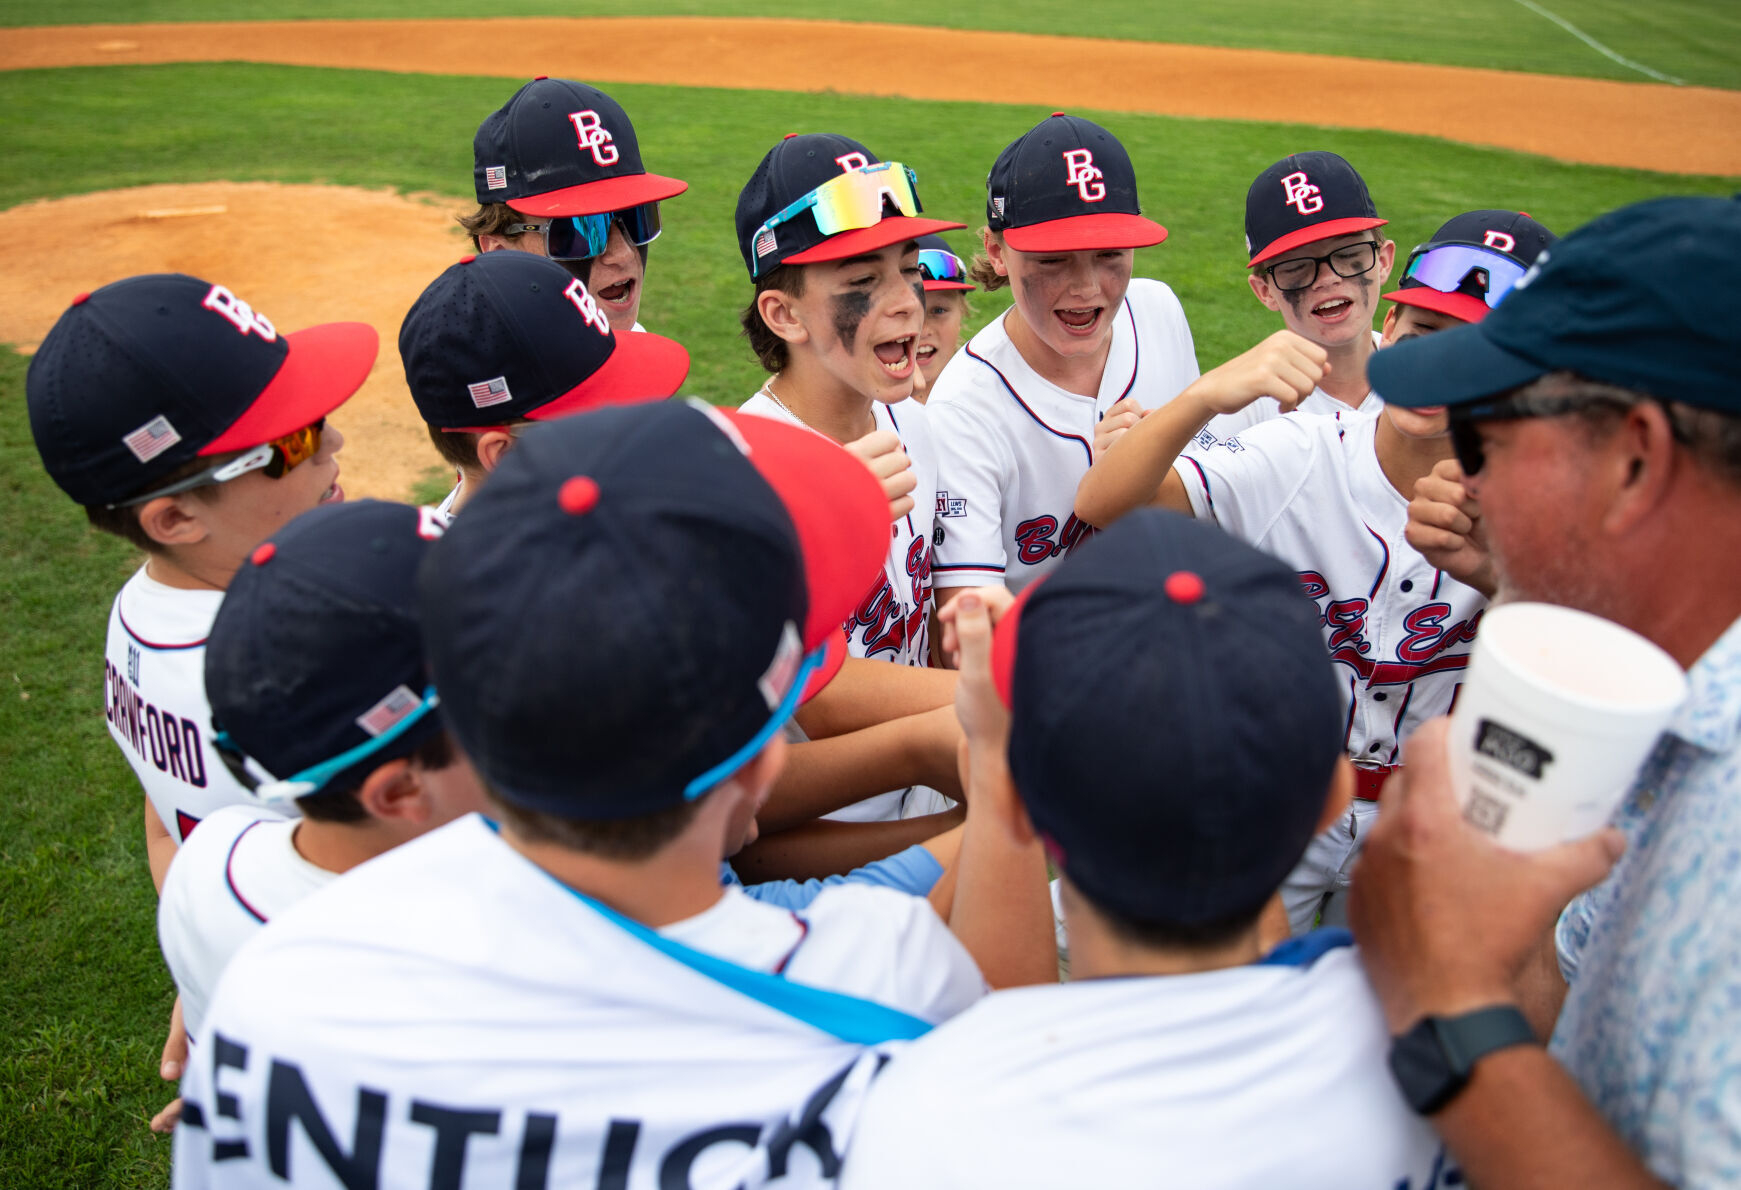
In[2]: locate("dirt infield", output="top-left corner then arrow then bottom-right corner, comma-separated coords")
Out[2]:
5,17 -> 1739,176
0,183 -> 467,500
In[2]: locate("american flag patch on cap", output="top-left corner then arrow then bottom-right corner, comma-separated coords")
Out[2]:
991,196 -> 1006,218
356,685 -> 421,737
467,376 -> 512,408
485,165 -> 508,191
122,415 -> 182,463
754,228 -> 778,258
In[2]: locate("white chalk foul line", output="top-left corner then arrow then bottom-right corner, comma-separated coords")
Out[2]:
1512,0 -> 1687,86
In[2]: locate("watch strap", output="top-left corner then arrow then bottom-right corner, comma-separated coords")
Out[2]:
1436,1004 -> 1536,1071
1390,1003 -> 1535,1115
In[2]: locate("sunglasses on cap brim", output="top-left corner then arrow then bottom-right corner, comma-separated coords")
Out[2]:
751,161 -> 923,278
110,419 -> 327,509
917,248 -> 969,286
1402,242 -> 1529,310
506,203 -> 662,262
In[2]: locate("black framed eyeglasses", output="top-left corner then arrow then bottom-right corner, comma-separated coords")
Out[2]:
1264,240 -> 1380,292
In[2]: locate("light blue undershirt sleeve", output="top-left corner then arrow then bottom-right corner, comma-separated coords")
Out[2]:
723,845 -> 946,911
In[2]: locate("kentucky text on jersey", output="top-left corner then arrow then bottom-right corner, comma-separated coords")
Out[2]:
105,654 -> 209,789
181,1035 -> 870,1188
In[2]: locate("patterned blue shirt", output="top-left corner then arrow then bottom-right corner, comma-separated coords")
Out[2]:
1552,615 -> 1741,1188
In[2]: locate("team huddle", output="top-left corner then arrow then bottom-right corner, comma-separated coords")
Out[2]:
26,74 -> 1741,1189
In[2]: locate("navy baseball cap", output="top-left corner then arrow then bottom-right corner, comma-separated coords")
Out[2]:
992,511 -> 1344,928
1372,195 -> 1741,412
473,77 -> 688,216
418,401 -> 889,820
206,500 -> 445,806
735,133 -> 963,278
1385,210 -> 1557,324
987,113 -> 1166,252
1246,151 -> 1387,267
26,274 -> 376,507
399,252 -> 689,430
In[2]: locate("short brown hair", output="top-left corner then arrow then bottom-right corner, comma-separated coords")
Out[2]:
82,454 -> 231,554
968,227 -> 1009,292
456,202 -> 529,251
740,264 -> 806,375
425,420 -> 531,472
486,789 -> 703,861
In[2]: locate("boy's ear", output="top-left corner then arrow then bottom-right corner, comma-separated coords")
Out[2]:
1379,303 -> 1401,346
756,287 -> 811,347
980,228 -> 1011,279
136,494 -> 213,549
1247,271 -> 1283,313
1374,238 -> 1397,285
356,758 -> 431,825
475,430 -> 516,474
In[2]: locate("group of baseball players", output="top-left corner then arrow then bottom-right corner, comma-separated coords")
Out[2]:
25,71 -> 1741,1188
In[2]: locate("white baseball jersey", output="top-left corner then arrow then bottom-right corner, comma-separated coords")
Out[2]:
175,813 -> 984,1189
1174,411 -> 1486,765
104,566 -> 261,843
928,278 -> 1199,593
158,805 -> 332,1038
840,934 -> 1456,1189
742,394 -> 937,823
1198,330 -> 1385,445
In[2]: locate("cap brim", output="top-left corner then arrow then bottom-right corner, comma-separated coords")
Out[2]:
508,173 -> 689,217
1002,214 -> 1167,252
1368,320 -> 1548,409
800,628 -> 849,704
1383,286 -> 1488,324
922,279 -> 976,292
990,580 -> 1042,710
1248,218 -> 1387,267
718,410 -> 889,651
203,321 -> 379,454
525,330 -> 690,420
782,217 -> 967,266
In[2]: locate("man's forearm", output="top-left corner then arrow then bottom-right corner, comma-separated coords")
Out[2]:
1435,1047 -> 1666,1190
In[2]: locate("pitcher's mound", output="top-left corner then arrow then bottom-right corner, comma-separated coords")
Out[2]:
1,181 -> 472,501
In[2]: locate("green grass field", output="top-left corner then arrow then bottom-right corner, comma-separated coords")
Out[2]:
1,45 -> 1737,1188
4,0 -> 1738,89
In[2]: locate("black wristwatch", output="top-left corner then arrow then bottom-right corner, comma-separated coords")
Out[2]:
1388,1005 -> 1536,1115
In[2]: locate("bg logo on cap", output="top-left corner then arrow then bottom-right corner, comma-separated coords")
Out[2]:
203,285 -> 278,341
1063,149 -> 1105,203
563,280 -> 613,337
568,110 -> 620,167
1280,172 -> 1324,217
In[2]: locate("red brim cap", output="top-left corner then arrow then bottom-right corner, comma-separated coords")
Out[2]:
1248,217 -> 1388,267
800,627 -> 850,704
203,321 -> 379,454
507,172 -> 689,217
717,410 -> 889,652
1383,286 -> 1487,324
1003,213 -> 1167,253
990,580 -> 1043,710
782,216 -> 967,266
922,278 -> 976,292
525,330 -> 690,420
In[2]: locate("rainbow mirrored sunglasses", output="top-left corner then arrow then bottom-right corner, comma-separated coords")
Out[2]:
1402,241 -> 1529,309
505,202 -> 663,262
751,161 -> 923,278
111,419 -> 327,508
917,248 -> 968,286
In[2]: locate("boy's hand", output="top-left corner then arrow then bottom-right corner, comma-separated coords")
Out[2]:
845,430 -> 917,523
1190,330 -> 1327,415
1406,458 -> 1498,598
1094,397 -> 1147,458
938,587 -> 1017,760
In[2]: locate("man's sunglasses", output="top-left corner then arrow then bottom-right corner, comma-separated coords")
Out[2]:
111,419 -> 326,509
505,203 -> 662,262
1447,392 -> 1678,476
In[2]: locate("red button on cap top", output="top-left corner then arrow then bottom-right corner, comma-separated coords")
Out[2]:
250,542 -> 276,566
72,292 -> 91,305
558,476 -> 600,515
1051,111 -> 1067,118
1163,570 -> 1204,604
459,254 -> 476,264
